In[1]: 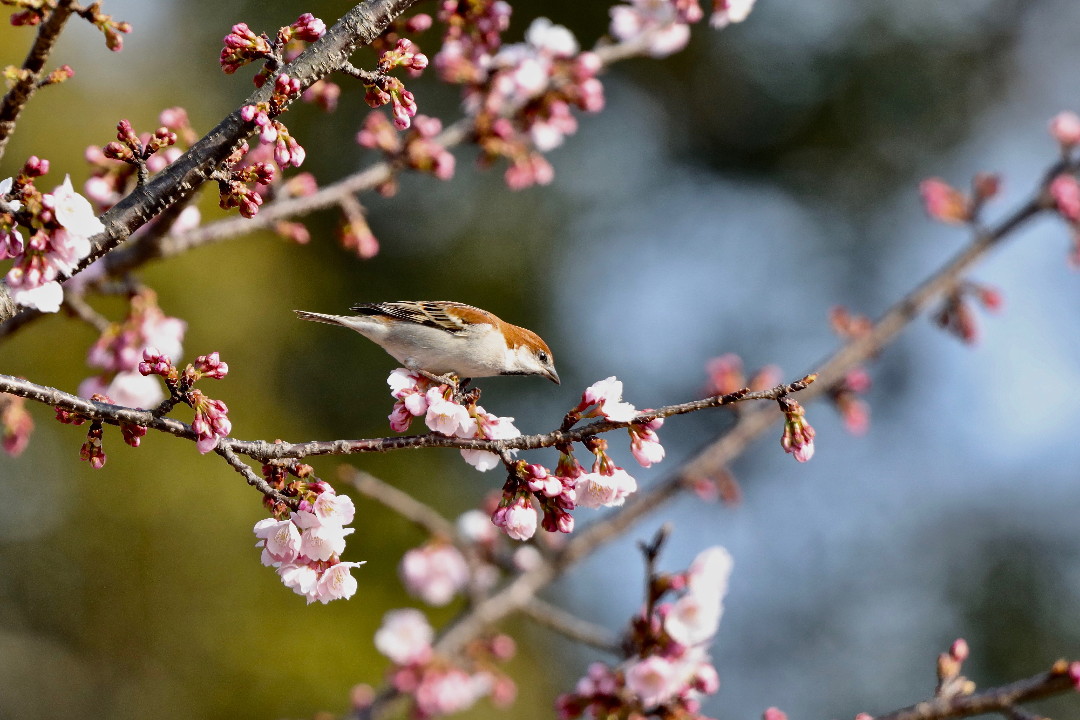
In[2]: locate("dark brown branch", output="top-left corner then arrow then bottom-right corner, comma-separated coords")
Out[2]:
0,0 -> 421,326
216,444 -> 293,505
83,0 -> 419,264
0,371 -> 810,461
51,30 -> 692,285
0,0 -> 76,162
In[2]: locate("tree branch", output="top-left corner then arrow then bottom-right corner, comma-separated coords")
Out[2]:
0,0 -> 421,325
871,661 -> 1077,720
0,0 -> 76,161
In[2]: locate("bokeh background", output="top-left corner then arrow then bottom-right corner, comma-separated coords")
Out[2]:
2,0 -> 1080,718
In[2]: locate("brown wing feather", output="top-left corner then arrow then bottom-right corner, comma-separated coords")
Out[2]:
349,301 -> 492,335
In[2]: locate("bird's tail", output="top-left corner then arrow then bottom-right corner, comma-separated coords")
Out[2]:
294,310 -> 350,327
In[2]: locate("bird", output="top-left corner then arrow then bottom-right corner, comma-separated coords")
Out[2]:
295,301 -> 560,385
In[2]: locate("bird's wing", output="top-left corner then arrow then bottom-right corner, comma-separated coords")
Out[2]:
350,301 -> 482,334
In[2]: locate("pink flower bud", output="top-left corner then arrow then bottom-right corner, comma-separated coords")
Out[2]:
920,178 -> 969,224
1050,111 -> 1080,148
1050,174 -> 1080,222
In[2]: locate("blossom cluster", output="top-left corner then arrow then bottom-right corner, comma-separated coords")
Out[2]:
366,608 -> 516,718
492,376 -> 656,541
240,73 -> 307,170
138,348 -> 232,454
218,14 -> 329,218
220,13 -> 326,81
357,112 -> 456,194
386,371 -> 660,542
610,0 -> 757,57
55,397 -> 146,469
83,108 -> 200,234
387,369 -> 522,471
80,289 -> 186,410
399,508 -> 549,608
6,2 -> 130,50
558,546 -> 733,719
361,38 -> 430,130
254,480 -> 364,604
1,159 -> 104,313
923,109 -> 1080,266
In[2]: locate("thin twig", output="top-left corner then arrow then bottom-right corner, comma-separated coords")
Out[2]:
215,443 -> 293,505
520,597 -> 621,654
341,465 -> 457,539
870,662 -> 1076,720
62,291 -> 111,333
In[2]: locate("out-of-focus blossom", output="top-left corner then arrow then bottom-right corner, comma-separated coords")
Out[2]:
374,608 -> 434,665
920,178 -> 969,224
400,542 -> 470,606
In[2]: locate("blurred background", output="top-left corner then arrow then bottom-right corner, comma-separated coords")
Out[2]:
2,0 -> 1080,718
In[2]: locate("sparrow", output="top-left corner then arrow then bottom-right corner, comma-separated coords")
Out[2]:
295,301 -> 560,385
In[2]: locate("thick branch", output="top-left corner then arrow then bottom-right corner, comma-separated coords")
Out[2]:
0,372 -> 809,460
85,0 -> 418,262
0,0 -> 76,161
0,0 -> 420,326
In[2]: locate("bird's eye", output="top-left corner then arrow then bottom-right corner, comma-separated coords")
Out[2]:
537,350 -> 549,364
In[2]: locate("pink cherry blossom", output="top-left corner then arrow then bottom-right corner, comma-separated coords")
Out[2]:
278,562 -> 319,598
10,280 -> 62,312
629,418 -> 665,467
580,376 -> 638,421
374,608 -> 434,665
920,178 -> 969,224
51,175 -> 105,238
414,668 -> 490,717
253,517 -> 302,564
313,491 -> 356,526
624,655 -> 681,708
457,509 -> 499,544
313,561 -> 364,603
575,468 -> 637,508
610,0 -> 692,58
710,0 -> 757,28
665,584 -> 723,646
1050,111 -> 1080,148
400,542 -> 470,606
294,511 -> 354,561
458,407 -> 520,471
424,390 -> 473,436
1050,174 -> 1080,222
492,498 -> 538,541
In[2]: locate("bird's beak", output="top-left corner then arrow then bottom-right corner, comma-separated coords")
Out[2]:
546,367 -> 561,385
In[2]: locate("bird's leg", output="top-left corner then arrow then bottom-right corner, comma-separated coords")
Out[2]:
416,367 -> 461,389
455,378 -> 481,406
